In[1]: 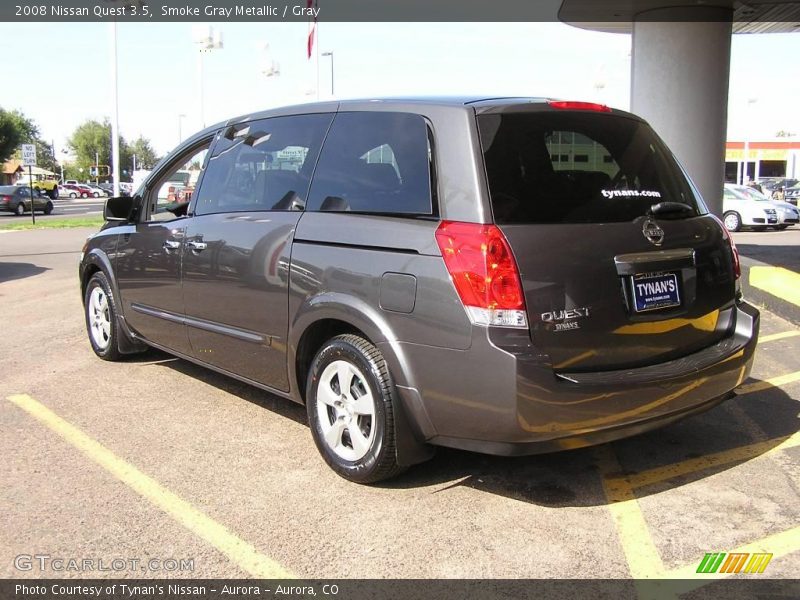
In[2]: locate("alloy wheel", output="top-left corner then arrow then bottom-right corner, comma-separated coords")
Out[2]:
315,359 -> 377,461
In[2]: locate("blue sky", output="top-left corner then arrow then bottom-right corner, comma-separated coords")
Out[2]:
0,22 -> 797,156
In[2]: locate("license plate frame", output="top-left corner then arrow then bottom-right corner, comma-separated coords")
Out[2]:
631,271 -> 681,313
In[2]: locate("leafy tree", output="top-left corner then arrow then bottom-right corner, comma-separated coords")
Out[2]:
67,118 -> 120,179
67,120 -> 159,182
0,108 -> 58,172
128,136 -> 160,170
0,108 -> 26,163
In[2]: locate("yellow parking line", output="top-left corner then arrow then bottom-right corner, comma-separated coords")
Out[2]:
611,430 -> 800,491
750,266 -> 800,308
594,445 -> 664,579
6,394 -> 292,579
737,370 -> 800,396
759,330 -> 800,344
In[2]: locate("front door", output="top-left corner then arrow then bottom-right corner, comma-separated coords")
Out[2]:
114,139 -> 213,355
181,113 -> 333,390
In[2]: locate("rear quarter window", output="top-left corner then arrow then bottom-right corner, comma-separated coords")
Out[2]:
307,111 -> 434,216
478,111 -> 701,224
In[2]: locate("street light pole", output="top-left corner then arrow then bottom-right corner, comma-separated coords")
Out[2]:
193,26 -> 223,128
178,113 -> 186,143
109,22 -> 121,197
742,97 -> 758,185
322,51 -> 334,96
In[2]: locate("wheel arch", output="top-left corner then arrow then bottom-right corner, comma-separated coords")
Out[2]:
289,293 -> 434,468
80,250 -> 146,355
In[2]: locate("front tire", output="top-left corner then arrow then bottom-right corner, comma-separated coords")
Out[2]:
84,271 -> 121,361
723,211 -> 741,232
44,201 -> 53,215
49,187 -> 58,200
306,334 -> 405,483
69,192 -> 77,199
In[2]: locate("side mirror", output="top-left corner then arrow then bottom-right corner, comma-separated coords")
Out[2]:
104,195 -> 136,222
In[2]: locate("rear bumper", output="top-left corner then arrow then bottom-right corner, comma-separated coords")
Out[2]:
388,301 -> 759,456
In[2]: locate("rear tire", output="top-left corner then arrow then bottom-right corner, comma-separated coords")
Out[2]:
15,202 -> 25,216
69,192 -> 77,199
723,211 -> 741,232
306,334 -> 406,483
84,271 -> 122,361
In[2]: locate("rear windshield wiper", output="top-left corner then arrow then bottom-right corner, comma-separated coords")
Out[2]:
648,202 -> 694,219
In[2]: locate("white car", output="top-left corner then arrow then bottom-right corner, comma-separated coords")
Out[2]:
722,184 -> 778,231
730,184 -> 799,229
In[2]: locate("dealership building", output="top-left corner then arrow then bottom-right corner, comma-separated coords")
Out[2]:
725,140 -> 800,184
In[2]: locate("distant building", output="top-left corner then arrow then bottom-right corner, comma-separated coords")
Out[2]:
1,159 -> 24,185
725,140 -> 800,184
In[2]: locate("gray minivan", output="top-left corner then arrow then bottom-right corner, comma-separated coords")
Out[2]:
79,97 -> 759,483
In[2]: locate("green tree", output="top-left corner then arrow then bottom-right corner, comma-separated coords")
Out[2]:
0,108 -> 26,163
0,108 -> 58,172
128,135 -> 160,171
67,118 -> 120,181
67,119 -> 156,182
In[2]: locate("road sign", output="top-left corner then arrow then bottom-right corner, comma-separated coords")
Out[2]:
21,144 -> 37,167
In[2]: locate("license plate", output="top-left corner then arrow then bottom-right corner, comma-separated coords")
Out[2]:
631,272 -> 681,313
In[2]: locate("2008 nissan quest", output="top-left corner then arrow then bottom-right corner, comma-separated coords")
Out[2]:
79,97 -> 759,483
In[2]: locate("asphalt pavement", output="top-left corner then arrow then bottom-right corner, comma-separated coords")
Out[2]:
0,197 -> 106,221
0,226 -> 798,587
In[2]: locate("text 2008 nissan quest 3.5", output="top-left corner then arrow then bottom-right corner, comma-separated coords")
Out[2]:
79,97 -> 759,483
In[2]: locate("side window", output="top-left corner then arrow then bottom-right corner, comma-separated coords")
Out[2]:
307,112 -> 433,215
146,143 -> 210,222
192,113 -> 333,216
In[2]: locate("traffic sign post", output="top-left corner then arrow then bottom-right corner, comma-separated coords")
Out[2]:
21,144 -> 37,225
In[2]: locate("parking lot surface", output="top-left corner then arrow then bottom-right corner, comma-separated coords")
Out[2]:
1,227 -> 798,585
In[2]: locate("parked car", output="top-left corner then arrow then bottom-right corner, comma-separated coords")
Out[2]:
75,183 -> 99,198
784,182 -> 800,206
60,183 -> 84,199
84,184 -> 108,197
730,183 -> 799,229
759,177 -> 798,201
0,185 -> 54,215
98,183 -> 114,195
722,184 -> 778,231
79,97 -> 758,483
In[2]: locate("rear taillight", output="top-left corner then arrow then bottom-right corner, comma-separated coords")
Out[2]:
547,100 -> 612,113
0,195 -> 10,204
711,215 -> 741,280
435,221 -> 527,328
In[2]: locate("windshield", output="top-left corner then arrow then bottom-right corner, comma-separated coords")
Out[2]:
731,186 -> 770,202
477,111 -> 701,224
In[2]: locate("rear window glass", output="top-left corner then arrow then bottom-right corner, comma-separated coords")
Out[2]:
306,112 -> 434,215
477,111 -> 701,224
